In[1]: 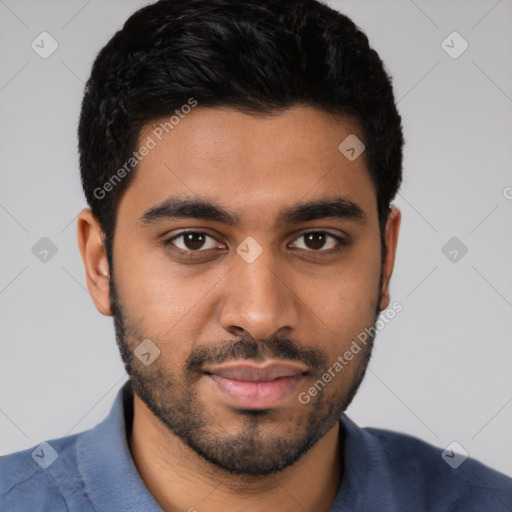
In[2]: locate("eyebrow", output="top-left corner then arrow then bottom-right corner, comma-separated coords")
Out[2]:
137,195 -> 367,229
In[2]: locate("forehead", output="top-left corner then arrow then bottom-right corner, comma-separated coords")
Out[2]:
117,106 -> 377,228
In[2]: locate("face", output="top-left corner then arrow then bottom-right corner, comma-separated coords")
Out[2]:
83,106 -> 399,475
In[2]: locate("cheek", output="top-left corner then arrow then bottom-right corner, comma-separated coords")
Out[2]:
114,240 -> 199,354
310,241 -> 381,352
311,282 -> 379,358
113,234 -> 190,311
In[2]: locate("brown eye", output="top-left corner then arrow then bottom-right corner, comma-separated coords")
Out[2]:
181,232 -> 207,250
304,232 -> 327,250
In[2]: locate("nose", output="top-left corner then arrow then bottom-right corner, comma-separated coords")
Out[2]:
218,244 -> 300,341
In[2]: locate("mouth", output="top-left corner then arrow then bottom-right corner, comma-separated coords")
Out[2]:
203,360 -> 308,410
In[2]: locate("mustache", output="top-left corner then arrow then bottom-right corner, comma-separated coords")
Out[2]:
186,336 -> 327,374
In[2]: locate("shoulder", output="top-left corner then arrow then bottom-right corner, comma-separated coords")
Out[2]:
0,433 -> 89,512
364,425 -> 512,510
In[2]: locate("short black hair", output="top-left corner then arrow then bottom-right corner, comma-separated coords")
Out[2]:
78,0 -> 403,263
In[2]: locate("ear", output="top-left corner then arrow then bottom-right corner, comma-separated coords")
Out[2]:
77,208 -> 112,316
379,205 -> 401,311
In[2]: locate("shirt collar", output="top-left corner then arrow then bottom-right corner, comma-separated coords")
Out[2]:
76,380 -> 163,511
329,414 -> 400,511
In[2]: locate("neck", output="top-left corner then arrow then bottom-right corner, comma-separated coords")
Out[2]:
128,393 -> 342,512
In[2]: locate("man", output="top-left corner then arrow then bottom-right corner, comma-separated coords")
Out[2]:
1,0 -> 511,510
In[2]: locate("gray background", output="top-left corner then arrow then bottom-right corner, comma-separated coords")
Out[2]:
1,0 -> 511,477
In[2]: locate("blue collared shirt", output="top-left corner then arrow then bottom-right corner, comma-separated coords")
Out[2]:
1,380 -> 511,511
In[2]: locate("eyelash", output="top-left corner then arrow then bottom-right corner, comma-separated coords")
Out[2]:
162,230 -> 347,258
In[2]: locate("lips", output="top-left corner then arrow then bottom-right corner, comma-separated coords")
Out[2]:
204,361 -> 308,409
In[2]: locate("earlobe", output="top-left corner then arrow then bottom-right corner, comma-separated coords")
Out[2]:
379,206 -> 401,311
77,208 -> 112,316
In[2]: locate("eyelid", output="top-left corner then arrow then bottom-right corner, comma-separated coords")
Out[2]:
165,230 -> 224,251
287,230 -> 347,250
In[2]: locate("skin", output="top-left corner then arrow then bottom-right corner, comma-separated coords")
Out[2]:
78,106 -> 400,512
